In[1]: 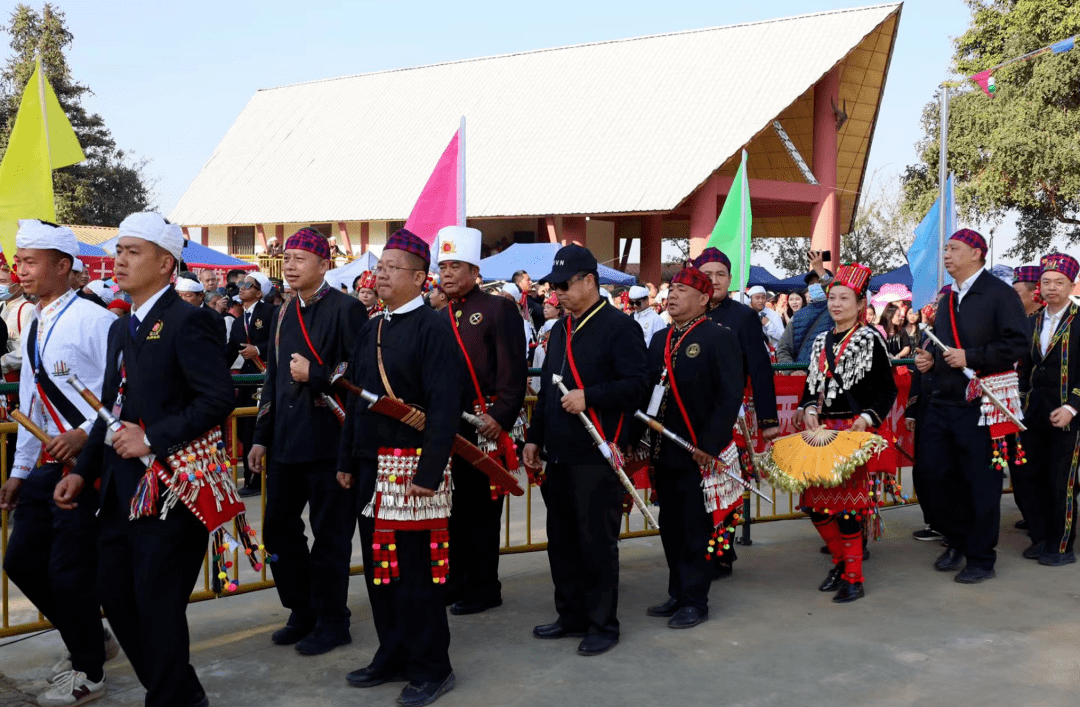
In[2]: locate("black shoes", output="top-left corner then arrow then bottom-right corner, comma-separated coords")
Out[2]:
934,547 -> 965,571
295,627 -> 352,656
238,484 -> 261,498
912,527 -> 944,541
347,665 -> 405,689
955,567 -> 995,583
1023,540 -> 1046,560
271,616 -> 315,646
646,597 -> 680,617
577,634 -> 618,656
1015,519 -> 1029,530
449,597 -> 502,616
668,606 -> 708,629
832,581 -> 864,603
532,622 -> 588,639
818,564 -> 845,592
1038,551 -> 1076,567
396,673 -> 455,706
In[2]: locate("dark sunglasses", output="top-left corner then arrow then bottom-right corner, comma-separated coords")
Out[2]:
551,273 -> 587,292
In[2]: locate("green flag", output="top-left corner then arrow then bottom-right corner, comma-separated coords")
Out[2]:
706,149 -> 752,290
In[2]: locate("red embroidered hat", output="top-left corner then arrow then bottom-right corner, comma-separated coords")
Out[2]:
1012,265 -> 1041,284
357,270 -> 377,291
828,263 -> 873,297
691,247 -> 731,272
1040,252 -> 1080,282
949,228 -> 988,257
671,266 -> 714,299
385,228 -> 431,270
285,228 -> 331,259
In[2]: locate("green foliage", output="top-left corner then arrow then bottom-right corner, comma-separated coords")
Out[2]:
0,3 -> 154,226
902,0 -> 1080,261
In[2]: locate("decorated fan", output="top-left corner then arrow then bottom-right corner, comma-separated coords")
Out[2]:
762,428 -> 888,494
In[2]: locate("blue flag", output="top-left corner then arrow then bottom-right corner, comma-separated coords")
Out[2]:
908,174 -> 955,308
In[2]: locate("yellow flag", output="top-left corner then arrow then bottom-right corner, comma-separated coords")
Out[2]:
0,57 -> 86,259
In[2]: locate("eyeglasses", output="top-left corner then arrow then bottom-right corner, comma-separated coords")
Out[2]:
552,273 -> 587,292
375,264 -> 424,277
238,282 -> 257,290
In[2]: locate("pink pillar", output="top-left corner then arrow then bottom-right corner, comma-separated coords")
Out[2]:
544,217 -> 559,243
641,216 -> 663,285
359,222 -> 370,252
562,216 -> 587,246
688,174 -> 719,259
337,222 -> 353,253
810,66 -> 841,268
201,227 -> 208,246
255,224 -> 268,251
181,226 -> 191,241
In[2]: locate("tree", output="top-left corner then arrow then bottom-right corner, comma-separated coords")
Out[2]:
902,0 -> 1080,262
0,3 -> 154,226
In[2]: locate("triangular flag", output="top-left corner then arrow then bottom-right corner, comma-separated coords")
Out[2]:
404,120 -> 464,245
706,149 -> 752,290
0,58 -> 85,258
969,69 -> 996,98
907,173 -> 955,308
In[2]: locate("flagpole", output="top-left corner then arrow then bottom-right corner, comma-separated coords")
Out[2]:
458,115 -> 466,227
740,149 -> 749,292
937,86 -> 948,291
37,55 -> 52,169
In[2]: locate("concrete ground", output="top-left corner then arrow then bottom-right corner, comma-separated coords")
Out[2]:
2,497 -> 1079,707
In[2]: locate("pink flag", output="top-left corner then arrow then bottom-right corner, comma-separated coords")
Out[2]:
969,69 -> 995,98
404,123 -> 464,244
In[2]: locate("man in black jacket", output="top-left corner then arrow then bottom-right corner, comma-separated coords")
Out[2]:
248,228 -> 367,655
524,244 -> 649,657
227,271 -> 273,496
641,267 -> 743,629
337,229 -> 463,706
56,211 -> 235,707
437,226 -> 526,616
913,229 -> 1028,583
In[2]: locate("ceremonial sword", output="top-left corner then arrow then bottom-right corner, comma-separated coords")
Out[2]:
633,410 -> 773,505
918,324 -> 1027,432
551,374 -> 659,529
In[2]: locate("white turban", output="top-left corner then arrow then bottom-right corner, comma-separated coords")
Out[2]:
116,212 -> 185,261
501,282 -> 521,299
247,271 -> 272,294
15,220 -> 80,260
71,257 -> 84,273
175,278 -> 204,293
86,280 -> 112,300
628,285 -> 649,300
746,285 -> 768,297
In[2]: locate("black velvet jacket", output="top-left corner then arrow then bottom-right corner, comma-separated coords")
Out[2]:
706,296 -> 779,428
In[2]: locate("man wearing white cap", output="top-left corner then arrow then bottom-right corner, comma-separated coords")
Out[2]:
436,225 -> 526,616
56,212 -> 234,707
226,270 -> 274,496
0,255 -> 35,379
627,284 -> 664,347
0,219 -> 117,706
747,285 -> 783,349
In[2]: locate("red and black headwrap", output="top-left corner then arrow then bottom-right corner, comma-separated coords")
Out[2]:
672,266 -> 714,299
285,228 -> 331,259
949,228 -> 988,258
828,263 -> 873,297
386,229 -> 431,270
691,247 -> 731,272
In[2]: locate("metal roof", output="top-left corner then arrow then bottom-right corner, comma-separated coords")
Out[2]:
170,3 -> 902,227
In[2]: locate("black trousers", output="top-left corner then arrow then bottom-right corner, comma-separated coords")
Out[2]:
1016,424 -> 1080,555
98,487 -> 209,707
909,409 -> 938,529
264,460 -> 357,628
544,462 -> 622,638
654,462 -> 713,612
356,460 -> 452,682
919,401 -> 1000,570
3,464 -> 104,676
446,457 -> 503,604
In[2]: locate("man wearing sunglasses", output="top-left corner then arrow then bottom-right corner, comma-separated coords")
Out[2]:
627,284 -> 664,347
524,244 -> 649,657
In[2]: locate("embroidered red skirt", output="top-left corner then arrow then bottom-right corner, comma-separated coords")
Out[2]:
799,417 -> 883,514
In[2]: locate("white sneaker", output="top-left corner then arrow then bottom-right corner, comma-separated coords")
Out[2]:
36,670 -> 105,706
49,627 -> 121,681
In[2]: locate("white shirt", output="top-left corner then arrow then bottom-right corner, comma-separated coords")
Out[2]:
13,289 -> 116,479
131,285 -> 171,323
383,295 -> 425,320
760,308 -> 785,347
633,308 -> 665,347
0,293 -> 35,374
1041,305 -> 1068,358
952,269 -> 983,305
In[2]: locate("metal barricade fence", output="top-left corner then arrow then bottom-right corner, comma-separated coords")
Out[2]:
0,364 -> 916,638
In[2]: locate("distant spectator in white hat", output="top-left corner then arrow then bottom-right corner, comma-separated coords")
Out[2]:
627,284 -> 664,346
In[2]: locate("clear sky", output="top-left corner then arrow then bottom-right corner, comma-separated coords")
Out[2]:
6,0 -> 1021,266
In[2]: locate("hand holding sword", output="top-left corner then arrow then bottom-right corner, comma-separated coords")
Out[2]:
918,324 -> 1026,432
551,374 -> 659,529
634,410 -> 774,505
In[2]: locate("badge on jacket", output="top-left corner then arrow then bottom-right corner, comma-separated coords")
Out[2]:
146,321 -> 164,340
686,343 -> 701,358
470,313 -> 483,325
255,319 -> 264,329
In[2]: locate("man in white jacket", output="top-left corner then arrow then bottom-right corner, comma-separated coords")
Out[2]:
628,284 -> 665,347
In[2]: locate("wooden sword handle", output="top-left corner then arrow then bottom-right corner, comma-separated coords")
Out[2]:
11,409 -> 52,445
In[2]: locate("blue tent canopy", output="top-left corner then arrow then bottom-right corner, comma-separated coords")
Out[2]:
869,264 -> 912,291
769,272 -> 814,293
479,243 -> 636,286
99,236 -> 256,270
746,266 -> 780,287
77,242 -> 107,257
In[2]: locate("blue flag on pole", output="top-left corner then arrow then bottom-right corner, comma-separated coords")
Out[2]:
908,174 -> 955,309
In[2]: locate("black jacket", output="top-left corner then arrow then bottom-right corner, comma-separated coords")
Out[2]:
227,299 -> 274,373
337,303 -> 465,492
445,285 -> 527,438
706,296 -> 779,428
920,269 -> 1028,409
1020,303 -> 1080,430
526,298 -> 649,466
254,286 -> 367,464
643,318 -> 744,469
72,287 -> 236,508
800,326 -> 897,426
